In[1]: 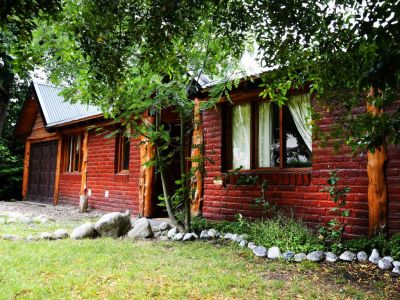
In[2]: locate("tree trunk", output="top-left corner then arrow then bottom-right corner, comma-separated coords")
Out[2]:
155,109 -> 185,232
139,113 -> 155,217
180,110 -> 190,231
190,98 -> 204,216
367,87 -> 388,236
0,86 -> 10,138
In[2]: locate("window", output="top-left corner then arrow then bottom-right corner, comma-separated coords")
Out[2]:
224,94 -> 312,170
64,134 -> 83,172
116,133 -> 130,172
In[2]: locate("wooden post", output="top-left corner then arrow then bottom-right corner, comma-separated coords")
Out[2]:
80,131 -> 89,196
139,114 -> 155,217
53,136 -> 63,205
22,140 -> 31,200
190,98 -> 204,216
367,87 -> 388,236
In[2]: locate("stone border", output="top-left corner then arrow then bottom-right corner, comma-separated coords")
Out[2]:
1,213 -> 399,275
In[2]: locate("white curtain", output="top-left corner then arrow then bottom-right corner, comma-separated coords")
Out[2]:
288,94 -> 312,151
258,102 -> 272,167
232,104 -> 251,169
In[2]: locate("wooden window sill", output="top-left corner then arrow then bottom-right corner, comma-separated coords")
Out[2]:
62,171 -> 81,175
114,171 -> 129,182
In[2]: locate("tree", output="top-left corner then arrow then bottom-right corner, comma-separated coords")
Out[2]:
248,0 -> 399,235
30,0 -> 399,235
0,1 -> 61,200
0,0 -> 61,137
30,0 -> 250,231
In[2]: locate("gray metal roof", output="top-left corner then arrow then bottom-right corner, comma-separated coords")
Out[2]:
33,81 -> 102,128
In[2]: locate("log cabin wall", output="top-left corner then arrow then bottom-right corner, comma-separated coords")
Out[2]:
58,130 -> 141,212
28,112 -> 58,141
201,95 -> 400,238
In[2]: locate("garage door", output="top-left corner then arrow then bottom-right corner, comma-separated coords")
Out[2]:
27,141 -> 58,203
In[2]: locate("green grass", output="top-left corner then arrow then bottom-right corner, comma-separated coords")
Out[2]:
0,223 -> 398,299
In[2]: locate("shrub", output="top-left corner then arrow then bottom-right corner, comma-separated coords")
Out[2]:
344,232 -> 400,260
190,214 -> 323,253
0,139 -> 23,201
247,215 -> 324,253
189,213 -> 399,258
388,233 -> 400,260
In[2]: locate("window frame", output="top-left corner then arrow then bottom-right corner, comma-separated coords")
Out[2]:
223,100 -> 311,172
115,133 -> 131,173
63,134 -> 84,173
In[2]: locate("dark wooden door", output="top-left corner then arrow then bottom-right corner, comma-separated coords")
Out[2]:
27,141 -> 58,203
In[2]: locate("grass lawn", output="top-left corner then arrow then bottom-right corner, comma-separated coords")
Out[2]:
0,223 -> 399,299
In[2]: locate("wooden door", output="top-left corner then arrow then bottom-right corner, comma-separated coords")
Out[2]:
27,141 -> 58,203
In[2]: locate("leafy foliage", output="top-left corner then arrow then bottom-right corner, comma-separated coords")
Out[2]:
319,169 -> 351,250
190,213 -> 324,253
247,215 -> 324,253
344,232 -> 400,260
250,0 -> 400,152
0,139 -> 23,200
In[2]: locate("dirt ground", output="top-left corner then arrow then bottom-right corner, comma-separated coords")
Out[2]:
0,200 -> 105,222
0,200 -> 167,228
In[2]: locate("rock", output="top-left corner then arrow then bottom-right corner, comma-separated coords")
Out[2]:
339,251 -> 357,262
247,242 -> 257,250
20,216 -> 33,224
94,211 -> 131,238
208,229 -> 218,239
154,231 -> 162,238
173,232 -> 184,241
183,233 -> 195,241
199,230 -> 208,239
40,232 -> 54,240
159,236 -> 169,241
33,215 -> 54,224
192,232 -> 199,239
159,222 -> 171,231
54,229 -> 69,239
253,246 -> 268,257
307,251 -> 325,262
223,233 -> 233,240
238,234 -> 248,240
239,240 -> 247,247
382,256 -> 394,263
378,258 -> 393,271
325,252 -> 338,263
127,218 -> 153,239
393,261 -> 400,268
282,251 -> 295,260
369,249 -> 380,264
6,217 -> 17,224
357,251 -> 368,262
230,234 -> 239,242
2,234 -> 20,241
71,223 -> 96,240
130,216 -> 140,227
294,253 -> 307,262
26,235 -> 39,242
392,266 -> 400,274
235,234 -> 244,242
167,228 -> 178,239
267,247 -> 281,259
2,211 -> 24,219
